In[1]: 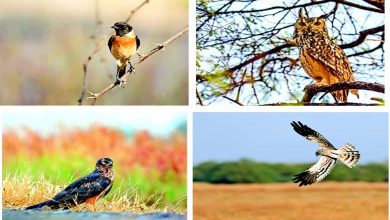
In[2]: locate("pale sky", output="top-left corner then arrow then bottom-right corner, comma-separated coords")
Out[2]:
2,107 -> 187,137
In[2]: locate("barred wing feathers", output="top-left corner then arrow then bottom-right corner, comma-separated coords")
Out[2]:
292,156 -> 337,187
291,121 -> 336,150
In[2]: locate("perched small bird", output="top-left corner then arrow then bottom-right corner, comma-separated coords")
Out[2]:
290,121 -> 360,186
25,158 -> 114,211
108,22 -> 140,86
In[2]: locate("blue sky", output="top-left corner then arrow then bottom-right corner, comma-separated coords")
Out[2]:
2,108 -> 187,137
194,112 -> 388,164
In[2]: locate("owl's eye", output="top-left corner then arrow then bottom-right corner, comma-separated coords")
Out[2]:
314,21 -> 321,26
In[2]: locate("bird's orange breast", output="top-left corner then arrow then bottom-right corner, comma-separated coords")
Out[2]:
110,36 -> 137,62
85,195 -> 99,204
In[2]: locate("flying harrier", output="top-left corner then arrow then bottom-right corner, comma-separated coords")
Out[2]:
26,157 -> 114,211
291,121 -> 360,186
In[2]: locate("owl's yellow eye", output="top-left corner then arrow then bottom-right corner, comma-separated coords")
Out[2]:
314,21 -> 321,26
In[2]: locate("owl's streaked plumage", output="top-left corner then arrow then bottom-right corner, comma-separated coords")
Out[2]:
293,9 -> 359,102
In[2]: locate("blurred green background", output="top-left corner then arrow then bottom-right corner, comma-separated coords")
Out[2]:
194,160 -> 388,183
0,0 -> 188,105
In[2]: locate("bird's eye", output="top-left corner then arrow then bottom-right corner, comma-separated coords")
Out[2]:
314,21 -> 321,26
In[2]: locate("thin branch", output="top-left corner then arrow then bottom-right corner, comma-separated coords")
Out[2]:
302,102 -> 382,106
87,26 -> 189,105
340,25 -> 384,49
125,0 -> 150,22
361,0 -> 384,10
258,102 -> 382,106
222,95 -> 244,106
196,88 -> 204,106
78,37 -> 105,105
227,43 -> 294,73
78,0 -> 151,105
301,81 -> 384,103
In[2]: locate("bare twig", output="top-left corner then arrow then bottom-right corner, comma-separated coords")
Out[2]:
87,26 -> 189,105
78,0 -> 151,105
222,95 -> 244,106
260,102 -> 382,106
301,81 -> 385,103
125,0 -> 150,22
196,88 -> 204,106
78,38 -> 105,105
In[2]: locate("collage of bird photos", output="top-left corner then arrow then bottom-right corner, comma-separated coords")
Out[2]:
0,0 -> 388,220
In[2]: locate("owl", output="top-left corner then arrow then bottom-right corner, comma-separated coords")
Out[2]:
293,9 -> 359,102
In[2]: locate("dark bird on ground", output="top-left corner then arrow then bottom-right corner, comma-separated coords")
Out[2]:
26,158 -> 114,211
108,22 -> 140,86
290,121 -> 360,186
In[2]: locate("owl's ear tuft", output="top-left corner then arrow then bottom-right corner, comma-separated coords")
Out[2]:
299,8 -> 306,19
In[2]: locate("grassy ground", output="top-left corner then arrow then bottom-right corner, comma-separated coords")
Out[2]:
194,182 -> 388,220
3,174 -> 184,213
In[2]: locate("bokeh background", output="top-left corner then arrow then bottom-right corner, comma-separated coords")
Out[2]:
2,108 -> 187,211
0,0 -> 188,105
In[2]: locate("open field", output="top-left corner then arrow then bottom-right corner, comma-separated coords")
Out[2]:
194,182 -> 388,220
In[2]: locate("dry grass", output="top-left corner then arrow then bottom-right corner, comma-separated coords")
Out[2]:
194,182 -> 388,220
3,174 -> 184,213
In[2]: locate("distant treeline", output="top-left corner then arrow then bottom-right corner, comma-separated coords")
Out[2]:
194,159 -> 388,183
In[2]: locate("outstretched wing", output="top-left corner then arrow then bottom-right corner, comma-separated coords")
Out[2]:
291,121 -> 336,150
292,156 -> 337,186
51,171 -> 112,207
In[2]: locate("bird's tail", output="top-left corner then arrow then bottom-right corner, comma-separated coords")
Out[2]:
25,201 -> 51,210
351,89 -> 359,99
338,144 -> 360,168
331,90 -> 348,103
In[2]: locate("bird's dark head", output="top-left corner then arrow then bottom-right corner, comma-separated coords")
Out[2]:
111,22 -> 133,36
96,157 -> 113,169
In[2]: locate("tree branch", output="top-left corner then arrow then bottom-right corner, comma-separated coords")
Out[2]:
78,0 -> 151,105
301,81 -> 385,103
227,43 -> 294,73
340,25 -> 384,49
196,88 -> 204,106
125,0 -> 150,22
87,26 -> 189,105
222,95 -> 244,106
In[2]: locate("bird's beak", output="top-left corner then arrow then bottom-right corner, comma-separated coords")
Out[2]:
111,25 -> 117,29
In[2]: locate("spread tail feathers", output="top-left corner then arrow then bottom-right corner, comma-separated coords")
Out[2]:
338,144 -> 360,168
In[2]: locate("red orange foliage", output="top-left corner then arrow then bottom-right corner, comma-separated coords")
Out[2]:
3,125 -> 187,181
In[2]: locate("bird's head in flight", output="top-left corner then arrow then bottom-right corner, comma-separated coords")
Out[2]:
96,157 -> 113,169
111,22 -> 133,37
